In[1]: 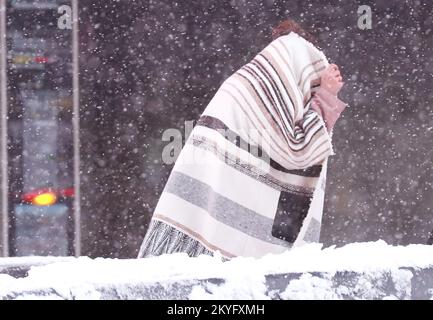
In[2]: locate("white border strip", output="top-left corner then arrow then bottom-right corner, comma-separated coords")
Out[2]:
72,0 -> 81,257
0,0 -> 8,257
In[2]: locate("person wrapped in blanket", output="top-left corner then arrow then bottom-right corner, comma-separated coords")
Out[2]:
138,20 -> 347,259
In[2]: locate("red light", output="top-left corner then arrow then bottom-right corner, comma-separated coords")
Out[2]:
59,188 -> 74,198
22,188 -> 56,206
34,56 -> 48,64
22,188 -> 51,203
21,187 -> 74,204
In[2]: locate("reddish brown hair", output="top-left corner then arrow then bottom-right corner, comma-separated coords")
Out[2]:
271,19 -> 318,46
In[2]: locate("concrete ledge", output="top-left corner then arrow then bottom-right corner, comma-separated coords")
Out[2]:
0,242 -> 433,300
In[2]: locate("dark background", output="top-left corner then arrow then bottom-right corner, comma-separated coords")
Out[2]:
78,0 -> 433,258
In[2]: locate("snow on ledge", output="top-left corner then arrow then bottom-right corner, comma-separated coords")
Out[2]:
1,240 -> 433,300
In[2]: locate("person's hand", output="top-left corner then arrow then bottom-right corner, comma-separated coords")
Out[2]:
320,64 -> 344,96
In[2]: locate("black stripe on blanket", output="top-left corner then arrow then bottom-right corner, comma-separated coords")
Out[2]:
272,191 -> 313,243
191,136 -> 315,195
197,115 -> 322,178
253,55 -> 296,125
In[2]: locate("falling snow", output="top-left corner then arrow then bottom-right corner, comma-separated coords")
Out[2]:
1,1 -> 432,260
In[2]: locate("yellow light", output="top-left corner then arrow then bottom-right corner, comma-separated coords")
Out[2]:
32,192 -> 57,206
12,55 -> 32,64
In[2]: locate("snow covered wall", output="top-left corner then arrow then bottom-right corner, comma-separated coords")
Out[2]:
1,241 -> 433,300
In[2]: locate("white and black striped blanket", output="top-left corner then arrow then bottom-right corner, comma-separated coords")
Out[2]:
139,32 -> 334,259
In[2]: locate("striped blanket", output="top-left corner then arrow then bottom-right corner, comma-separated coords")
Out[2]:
138,32 -> 335,259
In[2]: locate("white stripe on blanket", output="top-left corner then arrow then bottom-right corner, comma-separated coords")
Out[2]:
174,144 -> 279,219
154,193 -> 290,257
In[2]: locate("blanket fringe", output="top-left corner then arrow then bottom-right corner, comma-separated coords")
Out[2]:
138,220 -> 214,258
